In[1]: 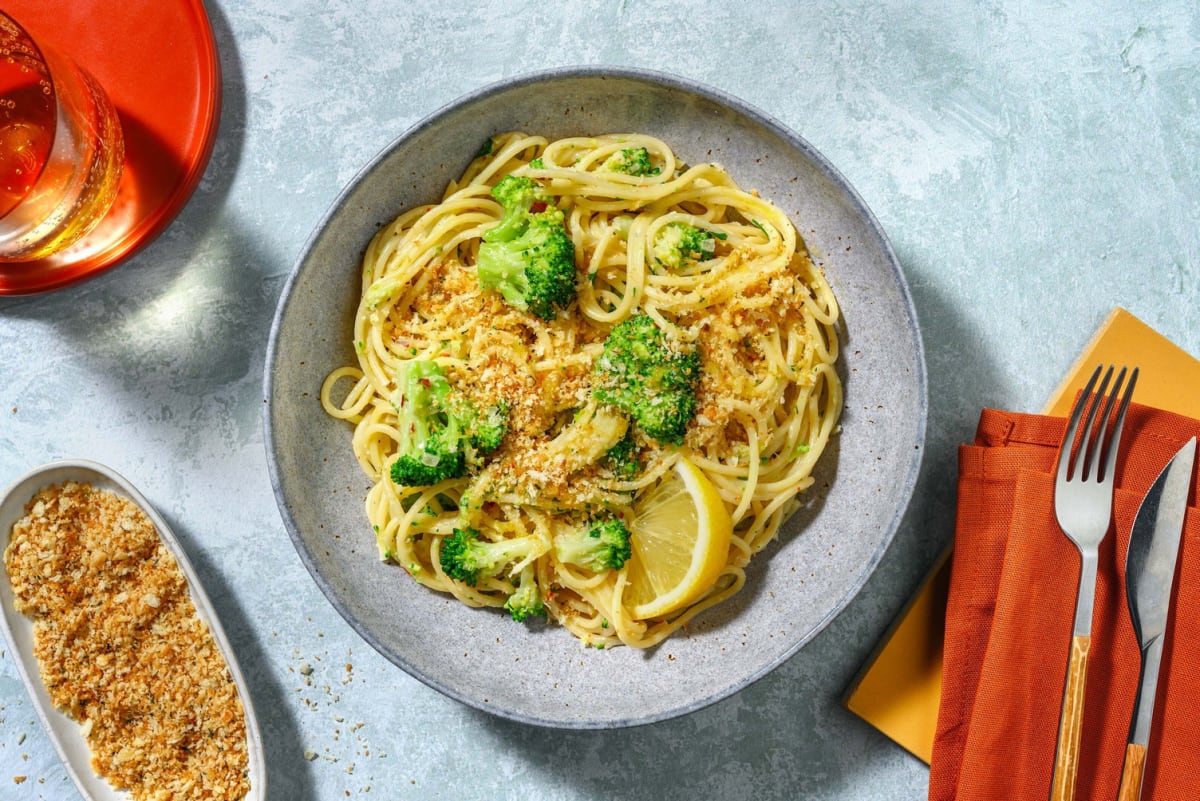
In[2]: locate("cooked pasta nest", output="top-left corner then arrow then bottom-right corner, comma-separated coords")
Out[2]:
321,132 -> 842,648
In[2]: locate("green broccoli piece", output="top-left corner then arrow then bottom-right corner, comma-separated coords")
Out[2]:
504,564 -> 546,622
554,518 -> 632,572
389,361 -> 509,487
528,157 -> 545,169
652,222 -> 726,269
592,315 -> 701,445
602,147 -> 660,177
483,175 -> 552,244
604,432 -> 641,480
439,527 -> 543,586
477,211 -> 577,320
476,174 -> 577,320
468,400 -> 510,453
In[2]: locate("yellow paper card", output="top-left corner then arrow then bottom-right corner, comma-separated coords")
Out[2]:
843,308 -> 1200,763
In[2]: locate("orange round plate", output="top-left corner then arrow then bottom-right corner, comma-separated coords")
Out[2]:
0,0 -> 220,295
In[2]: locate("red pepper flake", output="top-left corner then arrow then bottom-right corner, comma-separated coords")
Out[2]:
530,201 -> 548,214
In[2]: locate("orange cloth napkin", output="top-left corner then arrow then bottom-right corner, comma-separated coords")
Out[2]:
929,404 -> 1200,800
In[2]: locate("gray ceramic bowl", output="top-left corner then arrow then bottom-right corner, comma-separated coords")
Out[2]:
264,66 -> 927,728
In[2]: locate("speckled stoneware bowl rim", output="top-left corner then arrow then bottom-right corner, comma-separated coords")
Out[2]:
265,65 -> 928,728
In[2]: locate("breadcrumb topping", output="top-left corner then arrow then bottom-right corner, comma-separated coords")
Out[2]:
3,481 -> 250,801
389,258 -> 615,508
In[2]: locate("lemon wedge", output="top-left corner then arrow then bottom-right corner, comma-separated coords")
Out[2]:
624,456 -> 733,620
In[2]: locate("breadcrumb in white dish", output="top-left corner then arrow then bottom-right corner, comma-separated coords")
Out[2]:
0,461 -> 265,801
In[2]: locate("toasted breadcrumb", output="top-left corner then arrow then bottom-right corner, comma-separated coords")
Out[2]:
3,481 -> 250,801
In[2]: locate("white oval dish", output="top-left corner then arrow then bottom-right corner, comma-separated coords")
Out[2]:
0,460 -> 266,801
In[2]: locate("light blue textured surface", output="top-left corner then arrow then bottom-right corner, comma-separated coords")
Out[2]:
1,2 -> 1198,799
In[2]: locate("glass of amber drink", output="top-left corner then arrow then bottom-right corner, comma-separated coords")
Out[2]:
0,11 -> 123,262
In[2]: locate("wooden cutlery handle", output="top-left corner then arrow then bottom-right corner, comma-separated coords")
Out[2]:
1050,634 -> 1091,801
1116,743 -> 1147,801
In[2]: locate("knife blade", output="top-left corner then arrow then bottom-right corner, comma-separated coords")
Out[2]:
1116,436 -> 1196,801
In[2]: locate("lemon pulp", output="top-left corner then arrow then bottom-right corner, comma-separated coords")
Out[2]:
624,456 -> 733,620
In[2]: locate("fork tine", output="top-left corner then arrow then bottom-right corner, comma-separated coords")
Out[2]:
1057,365 -> 1103,483
1098,367 -> 1137,482
1079,367 -> 1119,480
1078,366 -> 1116,480
1086,367 -> 1126,480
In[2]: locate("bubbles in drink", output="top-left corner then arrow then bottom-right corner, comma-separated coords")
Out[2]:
0,12 -> 123,262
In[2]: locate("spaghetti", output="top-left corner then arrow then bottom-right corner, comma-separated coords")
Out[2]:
321,132 -> 842,648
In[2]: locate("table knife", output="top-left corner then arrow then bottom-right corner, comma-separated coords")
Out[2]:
1116,436 -> 1196,801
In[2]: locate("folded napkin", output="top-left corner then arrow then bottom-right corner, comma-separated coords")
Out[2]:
929,403 -> 1200,801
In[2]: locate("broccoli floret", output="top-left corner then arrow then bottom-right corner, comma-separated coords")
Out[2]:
592,315 -> 701,445
528,157 -> 545,169
476,174 -> 577,320
477,211 -> 577,320
389,361 -> 509,487
604,432 -> 641,480
554,518 -> 632,572
484,175 -> 552,244
652,222 -> 726,269
439,527 -> 543,586
504,564 -> 546,621
468,400 -> 510,453
602,147 -> 660,177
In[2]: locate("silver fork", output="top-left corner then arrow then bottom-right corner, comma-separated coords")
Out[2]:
1049,364 -> 1138,801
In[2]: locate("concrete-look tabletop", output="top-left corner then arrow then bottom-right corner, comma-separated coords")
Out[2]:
2,2 -> 1197,799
